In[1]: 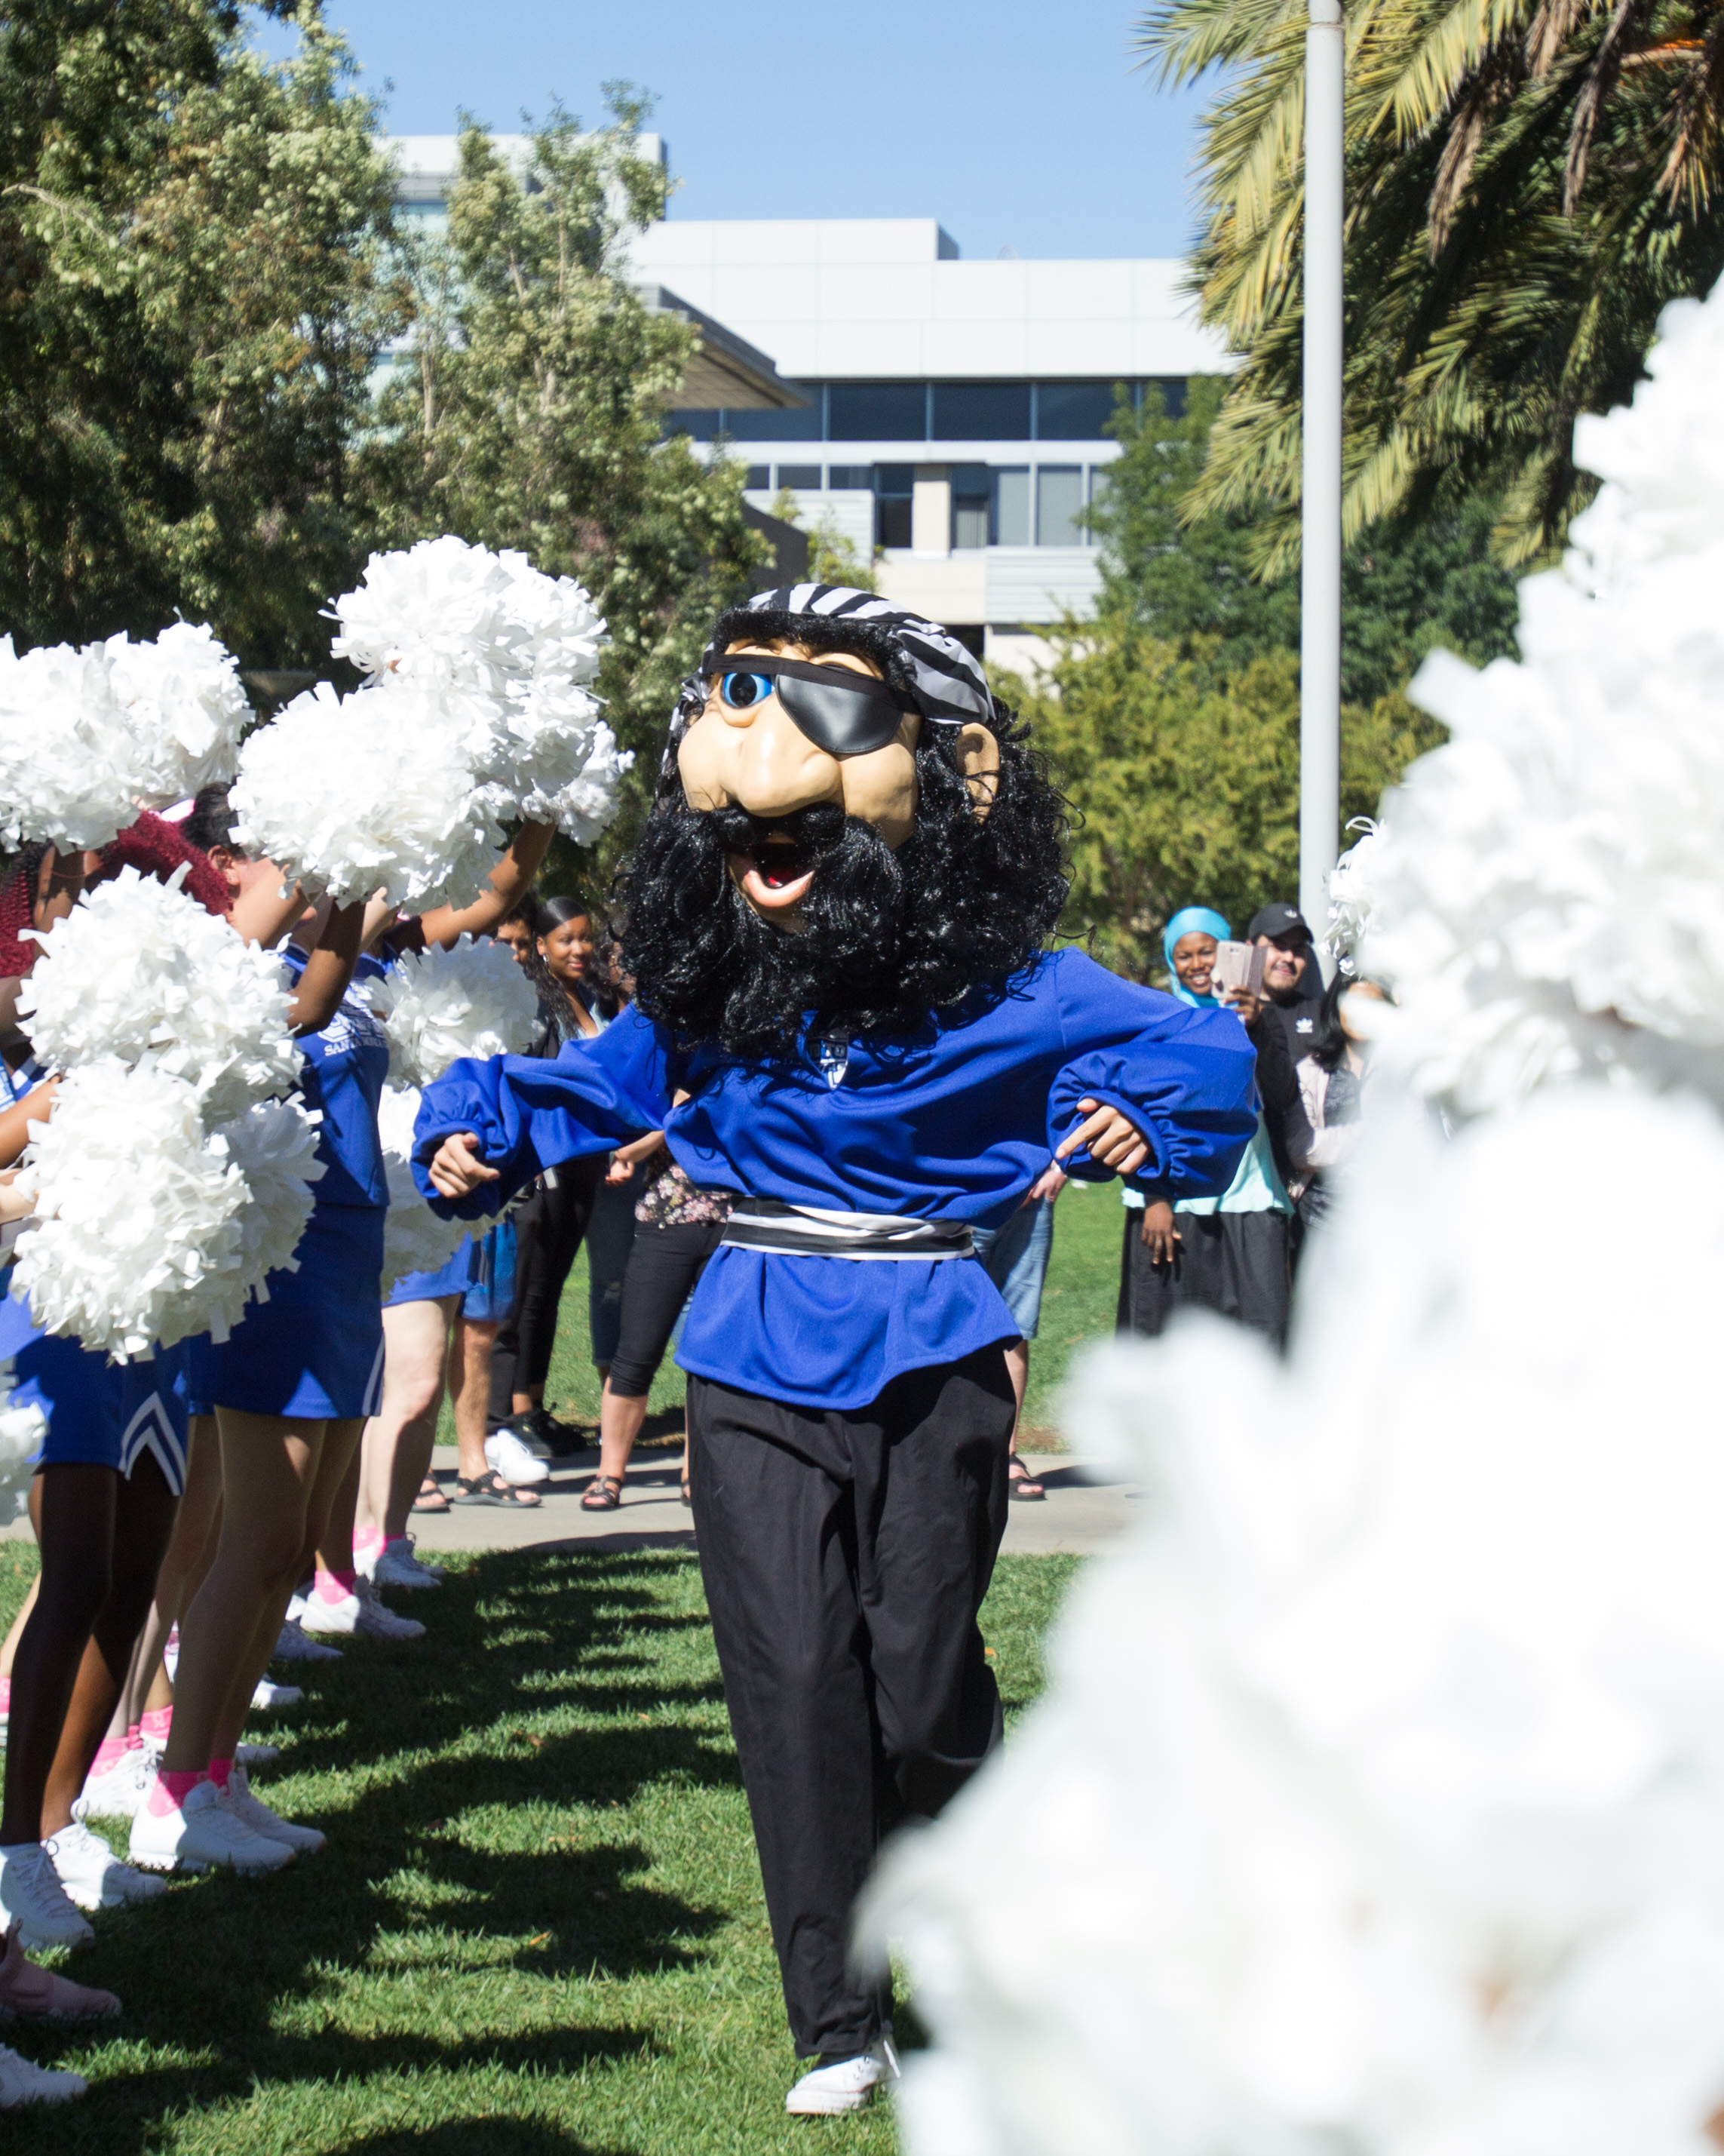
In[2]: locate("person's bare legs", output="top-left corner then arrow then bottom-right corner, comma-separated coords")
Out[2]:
449,1314 -> 499,1484
317,1447 -> 362,1585
361,1298 -> 455,1542
1,1575 -> 38,1679
161,1411 -> 327,1777
1003,1339 -> 1044,1497
127,1413 -> 225,1728
597,1381 -> 649,1485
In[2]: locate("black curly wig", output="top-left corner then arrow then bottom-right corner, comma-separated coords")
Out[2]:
618,676 -> 1071,1061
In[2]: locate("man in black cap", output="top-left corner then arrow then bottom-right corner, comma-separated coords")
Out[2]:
1247,901 -> 1325,1058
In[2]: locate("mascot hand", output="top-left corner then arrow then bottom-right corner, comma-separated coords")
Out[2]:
1056,1098 -> 1152,1178
428,1132 -> 499,1199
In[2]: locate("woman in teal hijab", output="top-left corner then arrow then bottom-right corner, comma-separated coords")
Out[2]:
1117,904 -> 1296,1344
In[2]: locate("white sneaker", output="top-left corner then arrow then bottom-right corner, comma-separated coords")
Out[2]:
127,1777 -> 294,1875
273,1614 -> 342,1663
45,1821 -> 169,1911
353,1534 -> 385,1581
222,1765 -> 325,1855
296,1589 -> 361,1636
354,1577 -> 426,1642
485,1428 -> 550,1485
784,2038 -> 900,2115
75,1743 -> 154,1822
373,1535 -> 443,1589
235,1742 -> 279,1767
0,1843 -> 95,1950
0,2043 -> 86,2108
251,1678 -> 303,1711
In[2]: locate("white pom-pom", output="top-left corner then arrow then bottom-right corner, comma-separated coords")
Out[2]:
229,678 -> 505,908
215,1096 -> 325,1318
366,935 -> 538,1088
376,1083 -> 477,1292
0,637 -> 140,850
20,868 -> 299,1126
12,1062 -> 250,1359
1325,818 -> 1388,971
0,1362 -> 46,1519
103,622 -> 250,805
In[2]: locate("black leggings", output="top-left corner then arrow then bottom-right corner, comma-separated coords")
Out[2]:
608,1218 -> 726,1399
488,1156 -> 603,1419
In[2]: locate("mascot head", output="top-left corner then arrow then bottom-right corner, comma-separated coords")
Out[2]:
621,584 -> 1069,1058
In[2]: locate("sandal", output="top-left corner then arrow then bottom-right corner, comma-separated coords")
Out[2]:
581,1474 -> 623,1512
451,1471 -> 541,1509
412,1476 -> 451,1515
1008,1455 -> 1046,1502
680,1479 -> 692,1508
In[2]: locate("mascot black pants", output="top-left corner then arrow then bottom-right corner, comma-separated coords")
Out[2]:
686,1344 -> 1015,2059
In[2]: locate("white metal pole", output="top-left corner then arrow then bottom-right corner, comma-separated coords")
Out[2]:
1300,0 -> 1345,944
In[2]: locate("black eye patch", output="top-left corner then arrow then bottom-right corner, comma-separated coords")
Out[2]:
711,656 -> 916,757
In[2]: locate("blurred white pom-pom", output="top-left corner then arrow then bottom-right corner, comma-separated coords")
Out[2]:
20,867 -> 299,1125
0,1362 -> 46,1519
366,934 -> 538,1088
229,678 -> 505,908
0,637 -> 141,851
215,1096 -> 325,1319
1326,818 -> 1388,972
103,621 -> 250,804
11,1062 -> 250,1359
521,716 -> 633,841
376,1083 -> 476,1292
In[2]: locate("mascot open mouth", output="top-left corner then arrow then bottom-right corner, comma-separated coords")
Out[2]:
718,805 -> 845,914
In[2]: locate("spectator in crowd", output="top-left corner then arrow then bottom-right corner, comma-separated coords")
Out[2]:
1248,901 -> 1326,1058
971,1164 -> 1068,1500
572,917 -> 639,1396
1285,972 -> 1389,1227
1118,906 -> 1298,1345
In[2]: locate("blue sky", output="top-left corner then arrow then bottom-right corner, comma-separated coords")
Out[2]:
258,0 -> 1213,260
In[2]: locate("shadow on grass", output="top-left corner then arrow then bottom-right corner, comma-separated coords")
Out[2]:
336,2125 -> 637,2156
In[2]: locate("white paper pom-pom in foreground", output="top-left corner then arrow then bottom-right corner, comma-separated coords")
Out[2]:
103,621 -> 250,805
0,1363 -> 46,1520
376,1083 -> 477,1292
0,637 -> 143,851
229,677 -> 505,908
366,933 -> 538,1089
213,1096 -> 325,1320
20,867 -> 299,1126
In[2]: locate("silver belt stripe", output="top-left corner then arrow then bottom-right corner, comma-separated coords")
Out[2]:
720,1202 -> 974,1262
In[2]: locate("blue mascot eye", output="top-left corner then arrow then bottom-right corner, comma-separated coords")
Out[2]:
720,671 -> 775,710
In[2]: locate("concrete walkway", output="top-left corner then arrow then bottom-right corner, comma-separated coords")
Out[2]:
406,1443 -> 1134,1559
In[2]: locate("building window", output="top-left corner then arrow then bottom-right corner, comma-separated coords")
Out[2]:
874,465 -> 915,548
950,466 -> 990,551
992,468 -> 1031,548
745,466 -> 771,490
719,404 -> 821,443
932,382 -> 1032,441
778,464 -> 821,490
830,382 -> 927,441
1036,466 -> 1084,546
827,465 -> 872,490
1035,381 -> 1119,441
667,410 -> 721,442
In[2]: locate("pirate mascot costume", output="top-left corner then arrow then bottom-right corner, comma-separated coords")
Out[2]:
415,586 -> 1258,2113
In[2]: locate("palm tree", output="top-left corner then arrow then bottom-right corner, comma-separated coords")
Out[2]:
1138,0 -> 1724,566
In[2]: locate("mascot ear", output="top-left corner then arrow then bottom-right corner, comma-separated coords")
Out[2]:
953,723 -> 1001,818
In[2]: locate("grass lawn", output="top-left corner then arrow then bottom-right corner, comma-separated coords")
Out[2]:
514,1177 -> 1126,1454
0,1540 -> 1079,2154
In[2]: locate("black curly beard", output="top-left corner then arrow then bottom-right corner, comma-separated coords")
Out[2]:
618,731 -> 1071,1061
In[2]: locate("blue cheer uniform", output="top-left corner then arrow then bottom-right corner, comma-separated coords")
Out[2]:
187,950 -> 389,1420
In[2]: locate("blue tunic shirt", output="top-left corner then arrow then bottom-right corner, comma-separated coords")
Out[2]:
284,947 -> 391,1210
413,947 -> 1258,1410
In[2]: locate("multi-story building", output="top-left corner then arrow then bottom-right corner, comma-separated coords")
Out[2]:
385,140 -> 1226,669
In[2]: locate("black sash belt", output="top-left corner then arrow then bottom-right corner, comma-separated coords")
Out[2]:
721,1196 -> 974,1262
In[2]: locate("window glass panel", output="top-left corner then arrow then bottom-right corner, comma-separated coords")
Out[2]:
720,404 -> 821,441
1035,382 -> 1117,440
826,465 -> 872,490
1141,376 -> 1187,419
667,410 -> 720,442
931,381 -> 1032,441
744,466 -> 771,490
1036,466 -> 1084,545
992,468 -> 1031,548
829,382 -> 927,441
778,465 -> 821,490
949,465 -> 990,551
874,465 -> 915,549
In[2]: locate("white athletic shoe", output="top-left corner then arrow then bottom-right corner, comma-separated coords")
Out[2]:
45,1822 -> 169,1912
273,1614 -> 342,1663
251,1678 -> 303,1711
222,1765 -> 326,1855
235,1742 -> 279,1767
0,1843 -> 95,1951
75,1743 -> 154,1822
0,2043 -> 87,2108
296,1589 -> 361,1636
784,2038 -> 900,2115
127,1778 -> 294,1875
355,1577 -> 426,1641
484,1428 -> 549,1486
373,1535 -> 444,1589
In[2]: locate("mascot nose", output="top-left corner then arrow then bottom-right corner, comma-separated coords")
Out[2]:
719,694 -> 842,818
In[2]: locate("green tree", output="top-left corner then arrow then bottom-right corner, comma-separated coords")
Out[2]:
0,2 -> 403,662
368,94 -> 770,862
768,487 -> 879,592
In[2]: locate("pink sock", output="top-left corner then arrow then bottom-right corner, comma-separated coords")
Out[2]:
126,1724 -> 141,1750
146,1767 -> 204,1817
141,1706 -> 173,1744
354,1524 -> 385,1558
90,1736 -> 127,1777
0,1678 -> 9,1715
314,1567 -> 357,1604
207,1755 -> 234,1792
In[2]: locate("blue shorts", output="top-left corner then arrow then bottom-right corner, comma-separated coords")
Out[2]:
0,1285 -> 189,1494
385,1236 -> 478,1308
186,1203 -> 385,1420
462,1216 -> 518,1325
971,1196 -> 1056,1340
